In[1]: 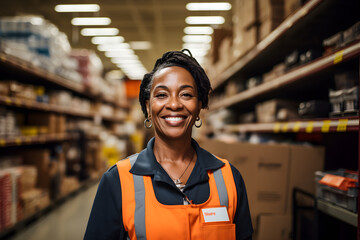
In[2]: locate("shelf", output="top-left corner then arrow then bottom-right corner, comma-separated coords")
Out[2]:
211,0 -> 324,90
218,117 -> 359,134
210,42 -> 360,112
0,95 -> 95,118
0,133 -> 79,147
0,53 -> 127,109
317,199 -> 357,227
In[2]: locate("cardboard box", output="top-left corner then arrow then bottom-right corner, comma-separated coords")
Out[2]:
56,115 -> 66,133
234,0 -> 257,29
200,139 -> 325,231
21,189 -> 50,219
210,28 -> 233,64
284,0 -> 302,18
259,18 -> 283,41
254,214 -> 291,240
233,26 -> 258,60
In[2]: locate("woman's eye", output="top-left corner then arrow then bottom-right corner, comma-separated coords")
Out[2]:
155,93 -> 167,98
182,93 -> 193,98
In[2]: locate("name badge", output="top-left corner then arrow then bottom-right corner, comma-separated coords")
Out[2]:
201,207 -> 229,223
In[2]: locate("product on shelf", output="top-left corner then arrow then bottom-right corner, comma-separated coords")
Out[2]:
343,86 -> 359,116
0,16 -> 81,83
323,21 -> 360,54
0,109 -> 20,138
257,0 -> 284,41
256,99 -> 299,123
329,89 -> 343,117
246,76 -> 262,89
232,0 -> 258,59
262,63 -> 286,82
315,169 -> 358,212
298,100 -> 331,118
334,71 -> 358,90
225,80 -> 245,97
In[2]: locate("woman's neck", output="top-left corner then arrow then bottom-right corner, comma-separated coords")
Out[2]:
153,135 -> 194,163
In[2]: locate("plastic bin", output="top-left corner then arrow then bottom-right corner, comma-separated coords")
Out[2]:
315,169 -> 358,212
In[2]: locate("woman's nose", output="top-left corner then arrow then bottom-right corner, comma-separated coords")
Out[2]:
166,96 -> 183,110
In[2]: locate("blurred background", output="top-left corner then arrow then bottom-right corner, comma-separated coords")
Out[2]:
0,0 -> 359,239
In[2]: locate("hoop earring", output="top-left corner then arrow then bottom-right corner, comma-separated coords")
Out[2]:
144,118 -> 152,129
194,117 -> 202,128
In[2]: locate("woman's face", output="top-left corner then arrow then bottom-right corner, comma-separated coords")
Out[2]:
146,66 -> 202,140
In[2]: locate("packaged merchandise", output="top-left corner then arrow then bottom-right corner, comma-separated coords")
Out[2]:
329,89 -> 344,117
256,99 -> 299,123
343,86 -> 358,116
298,100 -> 331,118
21,188 -> 50,219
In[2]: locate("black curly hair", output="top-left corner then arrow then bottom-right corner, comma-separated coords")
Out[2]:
139,49 -> 212,118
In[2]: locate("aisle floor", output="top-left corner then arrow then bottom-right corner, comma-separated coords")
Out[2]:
10,183 -> 98,240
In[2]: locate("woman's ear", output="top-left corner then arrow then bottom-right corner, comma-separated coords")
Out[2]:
146,100 -> 151,119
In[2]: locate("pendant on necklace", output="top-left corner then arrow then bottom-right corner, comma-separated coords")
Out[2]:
174,179 -> 185,190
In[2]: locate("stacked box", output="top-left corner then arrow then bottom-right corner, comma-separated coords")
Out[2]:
21,189 -> 50,219
258,0 -> 285,41
200,139 -> 325,240
255,99 -> 299,123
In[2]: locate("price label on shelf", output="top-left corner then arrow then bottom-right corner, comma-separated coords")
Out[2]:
305,121 -> 314,133
293,121 -> 301,132
281,123 -> 289,132
5,97 -> 11,105
15,138 -> 22,145
333,50 -> 344,64
321,120 -> 331,132
337,119 -> 348,132
273,122 -> 281,133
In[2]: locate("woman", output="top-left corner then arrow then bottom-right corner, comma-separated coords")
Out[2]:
84,50 -> 253,240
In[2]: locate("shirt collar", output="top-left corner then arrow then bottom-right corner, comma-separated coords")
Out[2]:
130,137 -> 224,176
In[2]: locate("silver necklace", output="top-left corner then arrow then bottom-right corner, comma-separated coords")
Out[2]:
173,157 -> 194,190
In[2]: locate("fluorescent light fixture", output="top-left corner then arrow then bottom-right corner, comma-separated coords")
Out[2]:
81,28 -> 119,36
185,16 -> 225,25
182,35 -> 212,43
71,17 -> 111,26
91,36 -> 124,45
111,59 -> 141,64
184,26 -> 213,35
55,4 -> 100,12
105,51 -> 136,58
182,43 -> 211,50
111,56 -> 139,62
129,41 -> 152,50
97,43 -> 131,51
186,2 -> 231,11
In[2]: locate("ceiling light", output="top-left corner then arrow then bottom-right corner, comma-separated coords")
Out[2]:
105,51 -> 136,58
55,4 -> 100,12
111,56 -> 139,62
111,59 -> 141,64
182,43 -> 211,50
91,36 -> 124,45
97,43 -> 131,51
71,17 -> 111,26
185,16 -> 225,25
184,26 -> 214,35
182,35 -> 212,43
186,2 -> 232,11
129,41 -> 152,50
81,28 -> 119,36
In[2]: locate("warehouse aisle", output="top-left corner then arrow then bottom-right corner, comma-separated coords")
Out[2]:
10,183 -> 99,240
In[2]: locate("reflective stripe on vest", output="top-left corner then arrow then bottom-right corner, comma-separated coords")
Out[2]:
129,154 -> 229,240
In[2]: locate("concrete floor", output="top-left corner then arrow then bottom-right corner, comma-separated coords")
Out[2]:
10,183 -> 98,240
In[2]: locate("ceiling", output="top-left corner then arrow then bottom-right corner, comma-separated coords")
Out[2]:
1,0 -> 234,78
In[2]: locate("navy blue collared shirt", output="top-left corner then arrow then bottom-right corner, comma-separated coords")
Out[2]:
84,138 -> 253,240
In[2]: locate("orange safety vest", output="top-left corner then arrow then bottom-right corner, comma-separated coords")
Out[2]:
116,154 -> 238,240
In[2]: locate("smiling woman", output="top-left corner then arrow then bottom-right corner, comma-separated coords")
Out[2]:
84,50 -> 253,240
